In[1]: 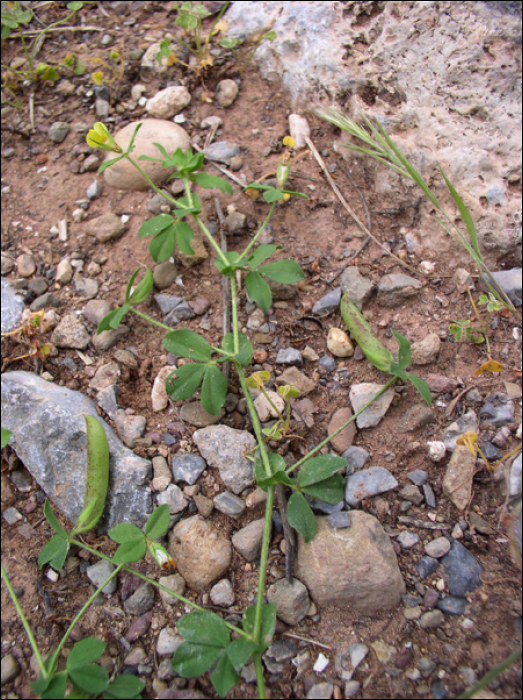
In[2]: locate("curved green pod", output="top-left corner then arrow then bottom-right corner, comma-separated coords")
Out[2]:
340,295 -> 394,372
72,415 -> 110,535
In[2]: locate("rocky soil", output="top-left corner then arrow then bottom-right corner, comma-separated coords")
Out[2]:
1,2 -> 522,699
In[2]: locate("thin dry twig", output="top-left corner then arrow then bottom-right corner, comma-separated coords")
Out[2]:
282,632 -> 332,651
14,26 -> 105,36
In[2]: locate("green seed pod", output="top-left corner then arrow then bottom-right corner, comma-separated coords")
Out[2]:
72,415 -> 110,535
340,295 -> 394,372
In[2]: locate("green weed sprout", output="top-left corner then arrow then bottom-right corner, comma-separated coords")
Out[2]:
315,108 -> 521,322
91,49 -> 124,88
449,291 -> 504,358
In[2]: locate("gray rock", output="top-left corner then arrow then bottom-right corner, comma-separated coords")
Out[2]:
267,577 -> 311,626
95,98 -> 110,117
481,442 -> 503,462
408,469 -> 428,486
104,120 -> 191,190
345,467 -> 398,507
92,326 -> 129,353
1,254 -> 14,275
437,596 -> 468,615
312,287 -> 342,316
340,267 -> 375,309
1,371 -> 154,531
114,411 -> 146,448
193,426 -> 256,494
153,262 -> 177,291
319,356 -> 336,372
441,541 -> 483,598
48,121 -> 70,143
210,579 -> 235,607
51,314 -> 91,349
148,190 -> 175,215
307,683 -> 334,700
123,582 -> 155,615
216,79 -> 240,108
480,268 -> 522,307
226,211 -> 247,234
425,537 -> 452,559
56,260 -> 74,285
86,180 -> 102,200
480,393 -> 515,427
349,383 -> 395,429
28,277 -> 48,296
378,274 -> 422,307
510,453 -> 522,498
154,294 -> 184,315
416,556 -> 439,579
86,560 -> 118,594
276,367 -> 316,395
96,385 -> 119,419
397,531 -> 420,549
1,277 -> 25,333
3,507 -> 22,524
214,492 -> 246,516
164,301 -> 196,325
1,654 -> 20,685
443,410 -> 479,451
156,628 -> 183,656
179,402 -> 225,428
84,212 -> 127,243
205,141 -> 241,165
171,454 -> 206,485
159,573 -> 186,605
168,515 -> 232,591
311,499 -> 344,515
75,277 -> 99,300
156,484 -> 188,514
30,293 -> 61,312
276,348 -> 303,365
335,642 -> 369,682
345,681 -> 361,698
328,511 -> 351,529
400,484 -> 424,506
82,300 -> 112,327
342,446 -> 370,474
296,513 -> 405,611
420,609 -> 445,629
16,253 -> 36,278
423,483 -> 437,508
232,518 -> 265,560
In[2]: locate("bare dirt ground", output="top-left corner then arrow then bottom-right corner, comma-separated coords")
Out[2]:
1,2 -> 522,699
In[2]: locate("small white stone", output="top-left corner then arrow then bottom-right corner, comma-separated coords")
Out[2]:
254,391 -> 285,423
427,441 -> 447,463
289,114 -> 311,150
327,328 -> 354,358
436,578 -> 446,592
121,215 -> 131,224
420,260 -> 436,275
313,653 -> 329,673
46,569 -> 59,583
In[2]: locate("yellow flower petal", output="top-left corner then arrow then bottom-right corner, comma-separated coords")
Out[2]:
283,136 -> 295,148
474,360 -> 504,376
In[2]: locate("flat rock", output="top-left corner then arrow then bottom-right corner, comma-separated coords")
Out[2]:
345,467 -> 399,507
75,277 -> 99,300
296,513 -> 405,611
425,537 -> 452,559
340,267 -> 375,309
51,314 -> 91,349
155,294 -> 184,315
398,531 -> 420,549
123,582 -> 155,616
443,410 -> 478,451
480,393 -> 515,427
328,407 -> 357,454
115,411 -> 147,448
104,120 -> 191,190
437,596 -> 468,615
179,401 -> 225,428
205,141 -> 240,165
92,326 -> 129,352
443,445 -> 476,510
165,301 -> 196,325
275,367 -> 316,395
480,268 -> 522,307
400,484 -> 424,505
378,274 -> 422,307
146,86 -> 191,119
426,374 -> 460,394
349,383 -> 395,429
156,484 -> 188,514
152,367 -> 174,412
312,287 -> 342,316
441,540 -> 483,598
408,469 -> 428,486
420,609 -> 445,629
1,371 -> 152,531
266,577 -> 311,626
276,348 -> 303,365
171,454 -> 206,485
16,253 -> 36,277
232,518 -> 265,561
342,446 -> 370,474
193,426 -> 256,494
84,212 -> 127,243
213,492 -> 245,516
82,300 -> 112,326
48,121 -> 70,143
168,515 -> 232,591
96,385 -> 119,420
1,277 -> 25,333
416,556 -> 439,579
86,560 -> 117,595
254,391 -> 285,422
411,333 -> 442,365
397,404 -> 437,433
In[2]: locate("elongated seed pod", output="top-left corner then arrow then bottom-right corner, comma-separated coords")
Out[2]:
72,415 -> 110,535
340,295 -> 394,372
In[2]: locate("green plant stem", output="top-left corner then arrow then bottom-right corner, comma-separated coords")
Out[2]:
252,486 -> 275,642
240,36 -> 264,74
286,377 -> 397,475
229,274 -> 241,355
193,213 -> 230,267
129,308 -> 173,332
253,651 -> 267,699
46,564 -> 125,673
457,644 -> 522,699
126,156 -> 178,206
204,0 -> 231,53
19,27 -> 33,75
238,202 -> 277,262
1,562 -> 46,675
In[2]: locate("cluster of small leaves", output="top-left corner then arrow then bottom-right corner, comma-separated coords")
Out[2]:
32,638 -> 144,700
109,504 -> 174,569
172,604 -> 276,697
449,320 -> 486,345
163,330 -> 253,415
245,182 -> 308,204
255,452 -> 347,542
246,371 -> 299,440
92,49 -> 124,86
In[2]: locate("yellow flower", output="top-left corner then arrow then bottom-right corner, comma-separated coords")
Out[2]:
86,122 -> 122,152
282,193 -> 291,202
283,136 -> 295,148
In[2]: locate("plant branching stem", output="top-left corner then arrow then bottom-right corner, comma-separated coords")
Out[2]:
238,202 -> 277,262
130,308 -> 173,332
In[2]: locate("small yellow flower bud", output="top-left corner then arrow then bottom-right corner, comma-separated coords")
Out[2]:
86,122 -> 122,152
283,136 -> 296,148
282,192 -> 291,202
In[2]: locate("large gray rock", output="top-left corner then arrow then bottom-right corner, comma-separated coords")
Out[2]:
340,267 -> 375,310
1,372 -> 152,531
192,426 -> 256,494
103,120 -> 191,190
480,268 -> 522,307
1,277 -> 25,333
295,513 -> 405,611
378,274 -> 423,307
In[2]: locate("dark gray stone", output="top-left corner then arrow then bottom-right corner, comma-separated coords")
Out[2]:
441,540 -> 483,597
432,681 -> 450,700
481,442 -> 503,462
154,294 -> 184,316
48,121 -> 70,143
86,560 -> 118,594
437,596 -> 468,615
28,277 -> 48,296
345,467 -> 399,507
340,267 -> 375,310
164,301 -> 196,326
480,393 -> 515,427
1,371 -> 152,531
1,277 -> 25,333
342,446 -> 370,474
423,483 -> 437,508
312,287 -> 342,316
416,556 -> 439,579
276,348 -> 303,365
30,292 -> 61,312
319,356 -> 336,372
171,454 -> 207,485
408,469 -> 428,486
123,582 -> 155,615
311,499 -> 344,515
213,492 -> 246,516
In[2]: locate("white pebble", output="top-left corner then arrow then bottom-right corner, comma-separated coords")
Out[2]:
46,569 -> 59,583
436,578 -> 446,592
428,441 -> 446,462
420,261 -> 436,275
313,653 -> 329,673
289,114 -> 311,150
